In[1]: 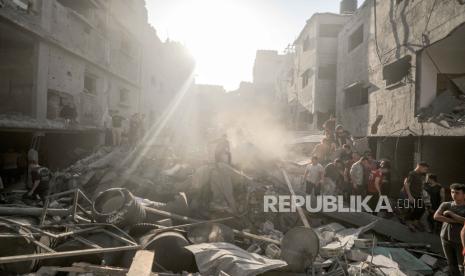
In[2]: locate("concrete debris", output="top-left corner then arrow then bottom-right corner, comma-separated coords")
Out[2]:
185,242 -> 287,276
0,144 -> 445,275
417,90 -> 465,128
419,254 -> 439,268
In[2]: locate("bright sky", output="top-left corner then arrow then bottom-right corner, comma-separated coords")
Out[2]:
146,0 -> 347,91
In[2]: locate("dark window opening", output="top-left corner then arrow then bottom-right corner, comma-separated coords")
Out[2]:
344,83 -> 369,108
348,25 -> 364,52
84,73 -> 97,95
119,88 -> 130,104
301,69 -> 313,88
437,73 -> 465,96
383,55 -> 411,87
319,24 -> 343,38
121,34 -> 132,56
303,36 -> 315,52
319,64 -> 337,80
288,69 -> 295,86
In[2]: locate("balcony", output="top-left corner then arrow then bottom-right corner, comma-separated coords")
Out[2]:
50,1 -> 107,66
0,0 -> 41,27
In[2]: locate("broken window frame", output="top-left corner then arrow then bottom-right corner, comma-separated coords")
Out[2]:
319,24 -> 343,38
83,73 -> 98,95
288,69 -> 295,86
302,36 -> 315,52
382,55 -> 411,89
301,69 -> 313,88
344,81 -> 369,108
120,33 -> 133,57
119,88 -> 130,106
348,24 -> 364,53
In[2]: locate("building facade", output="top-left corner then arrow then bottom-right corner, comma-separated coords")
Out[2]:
336,0 -> 465,185
0,0 -> 194,168
290,13 -> 351,130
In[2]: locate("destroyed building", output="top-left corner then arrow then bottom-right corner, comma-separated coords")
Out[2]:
336,0 -> 465,185
0,0 -> 194,169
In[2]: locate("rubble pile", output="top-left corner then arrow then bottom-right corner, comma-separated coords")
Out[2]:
0,145 -> 448,276
417,78 -> 465,128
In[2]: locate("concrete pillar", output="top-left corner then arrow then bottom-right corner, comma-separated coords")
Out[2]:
39,0 -> 53,32
32,41 -> 49,121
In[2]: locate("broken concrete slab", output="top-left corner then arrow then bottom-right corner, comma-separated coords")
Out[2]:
319,211 -> 443,253
373,247 -> 433,275
420,254 -> 439,268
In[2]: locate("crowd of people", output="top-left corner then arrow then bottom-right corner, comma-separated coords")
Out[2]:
303,116 -> 465,275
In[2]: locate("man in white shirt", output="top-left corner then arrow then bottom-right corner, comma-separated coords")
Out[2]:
303,156 -> 325,196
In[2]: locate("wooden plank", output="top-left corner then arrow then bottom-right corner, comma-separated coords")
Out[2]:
319,211 -> 443,254
127,250 -> 155,276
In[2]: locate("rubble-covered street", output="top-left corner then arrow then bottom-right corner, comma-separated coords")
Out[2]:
1,0 -> 465,275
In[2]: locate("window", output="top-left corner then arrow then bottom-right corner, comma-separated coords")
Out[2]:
318,64 -> 337,80
348,25 -> 364,52
319,24 -> 343,38
119,88 -> 130,104
84,73 -> 97,95
344,82 -> 369,108
303,36 -> 315,52
301,69 -> 313,88
288,69 -> 295,86
121,34 -> 132,55
382,55 -> 411,87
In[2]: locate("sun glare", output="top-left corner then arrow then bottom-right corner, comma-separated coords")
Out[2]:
170,0 -> 263,89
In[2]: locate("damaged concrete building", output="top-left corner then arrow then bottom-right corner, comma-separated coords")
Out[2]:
336,0 -> 465,186
0,0 -> 194,169
288,10 -> 352,131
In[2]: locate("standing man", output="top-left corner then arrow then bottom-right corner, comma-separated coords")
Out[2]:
350,156 -> 369,196
367,161 -> 390,213
303,156 -> 325,196
129,113 -> 141,148
111,110 -> 124,147
312,138 -> 336,165
214,134 -> 231,164
102,109 -> 113,146
323,159 -> 345,195
425,174 -> 446,233
401,162 -> 429,231
24,161 -> 52,204
335,125 -> 353,148
322,114 -> 336,139
339,144 -> 353,163
434,183 -> 465,276
60,101 -> 78,127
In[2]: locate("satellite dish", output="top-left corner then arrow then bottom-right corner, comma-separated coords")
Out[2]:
281,226 -> 320,272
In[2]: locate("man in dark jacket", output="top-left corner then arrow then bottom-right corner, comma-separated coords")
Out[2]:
24,161 -> 51,203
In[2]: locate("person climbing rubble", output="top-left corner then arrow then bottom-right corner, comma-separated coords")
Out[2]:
23,160 -> 51,204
